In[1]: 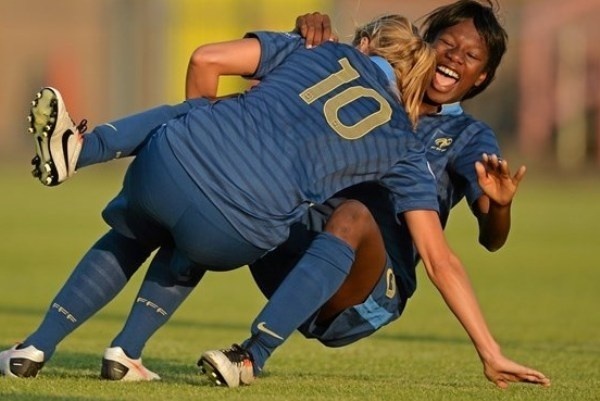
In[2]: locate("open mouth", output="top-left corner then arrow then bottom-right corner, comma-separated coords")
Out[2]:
433,65 -> 460,89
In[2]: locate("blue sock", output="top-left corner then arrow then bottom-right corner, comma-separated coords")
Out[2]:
22,230 -> 153,360
243,232 -> 355,374
110,246 -> 205,359
77,101 -> 197,169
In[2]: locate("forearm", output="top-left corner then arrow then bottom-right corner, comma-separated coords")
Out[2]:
477,200 -> 511,251
425,255 -> 501,362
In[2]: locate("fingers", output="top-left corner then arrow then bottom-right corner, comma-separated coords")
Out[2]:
481,153 -> 526,181
482,153 -> 503,174
295,12 -> 334,48
474,160 -> 485,179
522,369 -> 551,386
513,165 -> 527,183
493,369 -> 551,388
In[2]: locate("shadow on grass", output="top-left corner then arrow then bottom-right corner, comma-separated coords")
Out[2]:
0,347 -> 215,387
374,331 -> 469,345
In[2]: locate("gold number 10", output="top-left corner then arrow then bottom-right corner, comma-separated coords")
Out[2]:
299,57 -> 392,140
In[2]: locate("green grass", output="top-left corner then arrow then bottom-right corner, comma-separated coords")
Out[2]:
1,163 -> 599,401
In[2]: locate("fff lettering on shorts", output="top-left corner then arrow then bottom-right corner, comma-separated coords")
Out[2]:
51,303 -> 77,323
136,297 -> 168,316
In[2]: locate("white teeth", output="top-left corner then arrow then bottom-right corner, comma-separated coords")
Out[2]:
437,65 -> 460,80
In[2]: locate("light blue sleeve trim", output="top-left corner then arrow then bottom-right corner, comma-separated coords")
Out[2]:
369,56 -> 397,86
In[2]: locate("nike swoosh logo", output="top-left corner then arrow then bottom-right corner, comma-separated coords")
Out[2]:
62,129 -> 74,171
256,322 -> 284,340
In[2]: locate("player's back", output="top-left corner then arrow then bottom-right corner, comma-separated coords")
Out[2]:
164,32 -> 424,249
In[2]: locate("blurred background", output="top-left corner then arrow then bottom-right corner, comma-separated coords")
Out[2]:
1,0 -> 600,172
1,4 -> 599,395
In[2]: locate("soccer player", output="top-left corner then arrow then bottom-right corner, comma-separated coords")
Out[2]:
0,15 -> 440,380
199,1 -> 550,389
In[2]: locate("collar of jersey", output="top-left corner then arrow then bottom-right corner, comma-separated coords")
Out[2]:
369,56 -> 397,86
438,102 -> 463,116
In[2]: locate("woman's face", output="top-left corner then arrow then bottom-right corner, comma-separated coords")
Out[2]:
425,18 -> 489,108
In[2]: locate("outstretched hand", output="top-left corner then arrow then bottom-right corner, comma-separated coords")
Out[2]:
475,153 -> 526,207
483,353 -> 550,389
294,12 -> 338,48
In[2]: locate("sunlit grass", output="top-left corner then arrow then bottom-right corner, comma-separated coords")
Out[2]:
0,164 -> 598,401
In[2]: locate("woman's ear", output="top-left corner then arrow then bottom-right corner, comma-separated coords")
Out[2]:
357,37 -> 370,54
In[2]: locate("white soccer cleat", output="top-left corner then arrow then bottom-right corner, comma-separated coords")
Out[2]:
198,344 -> 255,388
100,347 -> 160,381
28,87 -> 86,186
0,344 -> 45,378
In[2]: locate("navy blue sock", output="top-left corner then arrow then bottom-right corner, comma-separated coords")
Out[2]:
243,232 -> 355,374
77,101 -> 196,169
111,246 -> 205,359
22,230 -> 153,360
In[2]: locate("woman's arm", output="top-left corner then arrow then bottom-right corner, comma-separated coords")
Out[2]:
403,209 -> 550,388
185,37 -> 261,99
473,153 -> 527,251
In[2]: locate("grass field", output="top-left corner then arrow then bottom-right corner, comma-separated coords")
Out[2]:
0,162 -> 599,401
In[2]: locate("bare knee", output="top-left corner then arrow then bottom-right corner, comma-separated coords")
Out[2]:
324,200 -> 377,249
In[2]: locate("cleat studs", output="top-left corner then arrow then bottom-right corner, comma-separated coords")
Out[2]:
43,163 -> 51,173
27,127 -> 34,134
43,125 -> 51,132
36,92 -> 42,99
27,115 -> 32,123
31,169 -> 41,178
31,155 -> 40,165
44,177 -> 52,185
31,100 -> 36,106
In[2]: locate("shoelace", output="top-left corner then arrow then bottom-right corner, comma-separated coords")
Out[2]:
76,119 -> 88,134
222,344 -> 252,364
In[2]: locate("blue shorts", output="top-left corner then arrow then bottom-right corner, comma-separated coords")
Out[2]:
102,130 -> 266,273
250,201 -> 408,347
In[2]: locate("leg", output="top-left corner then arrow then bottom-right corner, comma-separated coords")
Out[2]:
27,86 -> 208,186
101,245 -> 205,381
0,229 -> 155,378
316,200 -> 386,323
200,200 -> 385,387
78,98 -> 208,169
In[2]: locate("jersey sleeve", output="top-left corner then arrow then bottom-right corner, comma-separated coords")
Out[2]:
381,137 -> 440,215
450,121 -> 501,206
243,31 -> 304,79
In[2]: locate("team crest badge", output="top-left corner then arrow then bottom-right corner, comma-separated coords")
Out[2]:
431,137 -> 453,152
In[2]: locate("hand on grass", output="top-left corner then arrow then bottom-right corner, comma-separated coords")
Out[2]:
482,353 -> 550,388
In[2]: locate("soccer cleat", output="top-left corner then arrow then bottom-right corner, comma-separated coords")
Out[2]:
28,87 -> 87,186
100,347 -> 160,381
198,344 -> 255,388
0,344 -> 45,378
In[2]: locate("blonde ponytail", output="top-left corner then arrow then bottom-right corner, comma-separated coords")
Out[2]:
353,15 -> 436,128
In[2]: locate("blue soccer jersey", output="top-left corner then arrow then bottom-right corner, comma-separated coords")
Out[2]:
336,104 -> 501,297
160,31 -> 438,250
